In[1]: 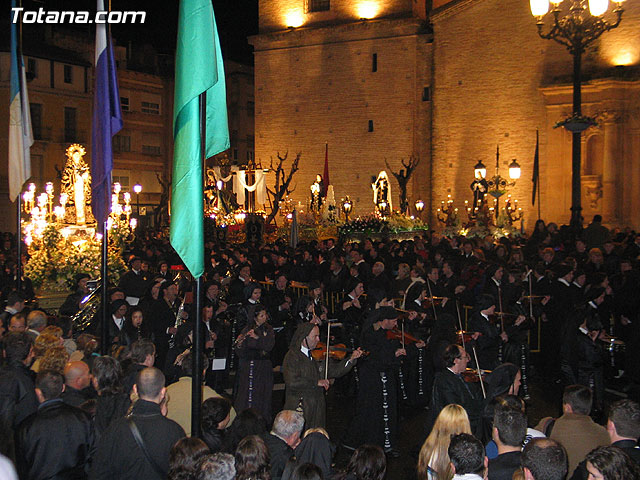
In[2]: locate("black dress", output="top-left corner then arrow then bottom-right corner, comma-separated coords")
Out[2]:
234,323 -> 275,422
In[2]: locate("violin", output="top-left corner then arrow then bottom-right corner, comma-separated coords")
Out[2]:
456,330 -> 482,345
311,342 -> 369,362
386,327 -> 421,345
461,367 -> 491,383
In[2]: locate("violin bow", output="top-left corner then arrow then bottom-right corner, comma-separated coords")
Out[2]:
471,346 -> 487,399
426,278 -> 439,322
456,300 -> 466,350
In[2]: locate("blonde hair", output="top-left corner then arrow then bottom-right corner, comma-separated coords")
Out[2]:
38,346 -> 70,374
33,333 -> 61,357
417,404 -> 472,480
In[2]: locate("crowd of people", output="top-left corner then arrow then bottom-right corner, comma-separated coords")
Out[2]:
0,214 -> 640,479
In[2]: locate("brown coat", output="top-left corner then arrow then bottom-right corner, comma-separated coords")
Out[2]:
537,413 -> 609,476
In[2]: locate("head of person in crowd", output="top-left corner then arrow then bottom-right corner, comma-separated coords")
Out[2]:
27,310 -> 47,334
4,331 -> 34,366
234,435 -> 270,480
485,363 -> 521,401
75,333 -> 99,359
51,316 -> 73,341
109,287 -> 126,302
475,294 -> 496,316
196,453 -> 236,480
396,263 -> 410,280
5,291 -> 26,314
205,281 -> 221,302
179,351 -> 210,379
33,333 -> 61,359
129,339 -> 156,367
39,346 -> 69,374
562,384 -> 593,416
585,445 -> 640,480
91,355 -> 124,396
34,369 -> 65,403
271,410 -> 305,449
492,403 -> 527,450
289,463 -> 323,480
8,312 -> 26,333
127,307 -> 144,330
168,437 -> 210,480
63,361 -> 91,392
129,257 -> 142,273
444,344 -> 470,375
238,264 -> 252,282
343,444 -> 387,480
553,263 -> 574,283
244,282 -> 262,303
521,438 -> 567,480
202,397 -> 233,433
250,305 -> 269,330
606,399 -> 640,444
223,408 -> 268,454
158,260 -> 169,276
418,404 -> 471,480
160,282 -> 179,304
73,273 -> 90,294
111,299 -> 129,321
134,367 -> 166,404
448,433 -> 486,477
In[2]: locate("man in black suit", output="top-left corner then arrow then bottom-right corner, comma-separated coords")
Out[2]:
262,410 -> 304,480
149,282 -> 179,370
430,344 -> 482,436
0,332 -> 38,429
118,257 -> 150,304
91,367 -> 185,480
16,370 -> 94,479
468,294 -> 504,370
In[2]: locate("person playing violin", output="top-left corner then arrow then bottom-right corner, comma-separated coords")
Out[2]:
344,306 -> 425,457
282,322 -> 363,429
468,294 -> 506,370
429,344 -> 483,437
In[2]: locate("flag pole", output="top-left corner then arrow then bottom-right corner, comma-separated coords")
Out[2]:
101,220 -> 109,355
191,91 -> 206,438
15,0 -> 24,293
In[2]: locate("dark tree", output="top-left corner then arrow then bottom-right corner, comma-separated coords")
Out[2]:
385,155 -> 421,214
265,151 -> 300,225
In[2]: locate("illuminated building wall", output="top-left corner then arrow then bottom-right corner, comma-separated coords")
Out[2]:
251,1 -> 432,216
430,0 -> 640,228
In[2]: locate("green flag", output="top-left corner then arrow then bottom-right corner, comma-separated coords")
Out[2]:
171,0 -> 229,278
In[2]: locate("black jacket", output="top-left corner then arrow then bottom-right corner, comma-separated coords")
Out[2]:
90,399 -> 185,480
0,362 -> 38,428
16,398 -> 95,480
430,368 -> 482,436
488,450 -> 521,480
262,433 -> 293,480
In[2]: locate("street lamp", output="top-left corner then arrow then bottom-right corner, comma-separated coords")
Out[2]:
415,199 -> 425,219
342,196 -> 353,222
133,183 -> 142,216
530,0 -> 625,231
474,160 -> 487,180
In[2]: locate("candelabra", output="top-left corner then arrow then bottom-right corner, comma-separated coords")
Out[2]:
436,195 -> 459,227
342,196 -> 353,222
530,0 -> 625,231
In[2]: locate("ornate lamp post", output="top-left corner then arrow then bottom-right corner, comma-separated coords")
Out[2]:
529,0 -> 625,231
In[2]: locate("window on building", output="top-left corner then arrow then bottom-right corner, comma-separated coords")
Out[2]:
231,129 -> 239,148
113,135 -> 131,153
306,0 -> 330,12
30,103 -> 42,140
142,145 -> 162,156
112,175 -> 130,188
372,53 -> 377,72
63,65 -> 73,84
246,135 -> 255,149
246,101 -> 254,117
141,101 -> 160,114
64,107 -> 77,142
27,58 -> 37,79
120,97 -> 130,111
368,120 -> 374,132
422,86 -> 431,102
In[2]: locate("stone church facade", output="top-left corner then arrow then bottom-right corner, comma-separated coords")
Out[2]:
252,0 -> 640,228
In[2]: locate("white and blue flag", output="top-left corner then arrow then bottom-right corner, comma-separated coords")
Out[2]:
8,0 -> 33,202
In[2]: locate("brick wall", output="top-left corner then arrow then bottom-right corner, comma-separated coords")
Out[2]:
252,19 -> 432,216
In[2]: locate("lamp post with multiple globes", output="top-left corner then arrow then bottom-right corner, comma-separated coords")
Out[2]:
529,0 -> 625,232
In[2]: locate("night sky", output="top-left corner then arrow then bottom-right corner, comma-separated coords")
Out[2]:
5,0 -> 259,64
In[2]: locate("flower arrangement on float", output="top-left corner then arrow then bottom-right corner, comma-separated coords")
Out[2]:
22,182 -> 132,291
